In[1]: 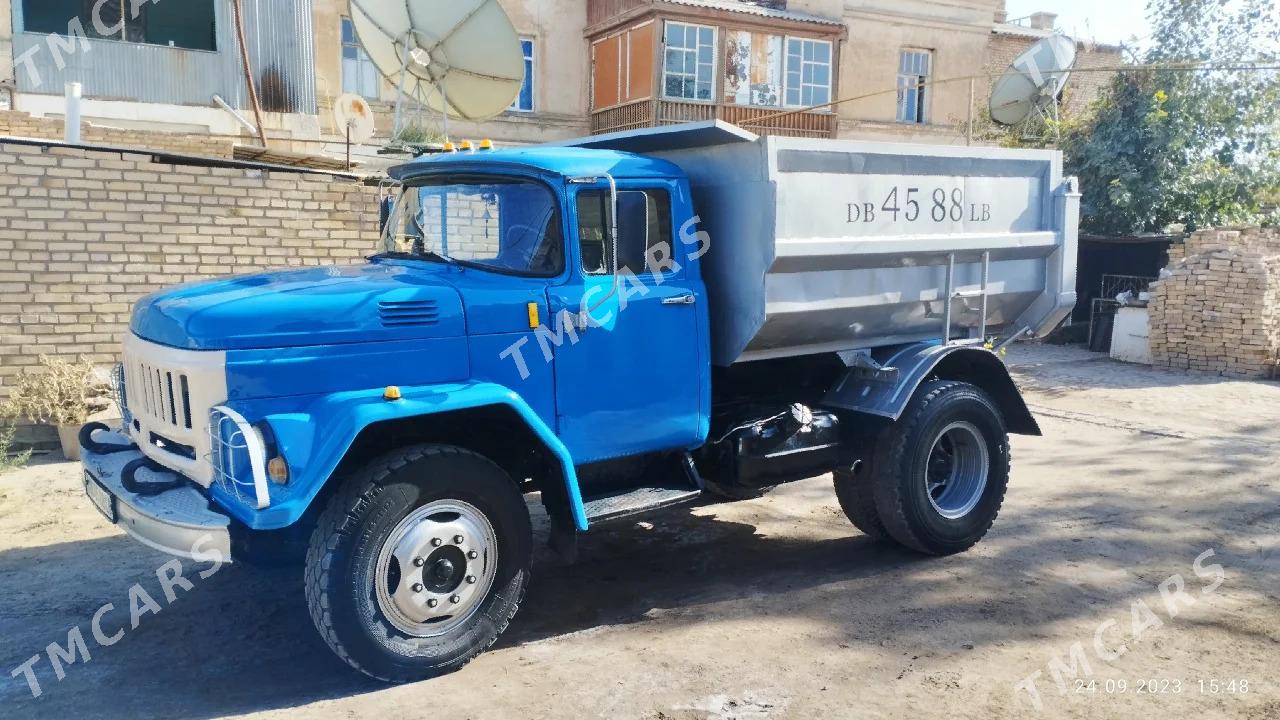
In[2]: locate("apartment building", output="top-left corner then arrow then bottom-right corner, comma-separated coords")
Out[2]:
0,0 -> 1122,160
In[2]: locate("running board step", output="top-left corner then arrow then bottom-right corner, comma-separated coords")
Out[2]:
582,484 -> 702,523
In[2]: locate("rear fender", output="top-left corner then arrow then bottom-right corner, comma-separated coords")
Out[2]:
822,343 -> 1040,436
220,382 -> 587,531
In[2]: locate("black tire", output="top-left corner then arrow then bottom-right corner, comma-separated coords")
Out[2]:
833,461 -> 888,540
866,380 -> 1010,556
305,444 -> 532,683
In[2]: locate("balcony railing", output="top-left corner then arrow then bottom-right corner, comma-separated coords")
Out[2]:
591,98 -> 837,138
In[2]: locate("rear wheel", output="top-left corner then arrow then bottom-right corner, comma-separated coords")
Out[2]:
856,380 -> 1010,555
833,460 -> 887,540
305,444 -> 532,682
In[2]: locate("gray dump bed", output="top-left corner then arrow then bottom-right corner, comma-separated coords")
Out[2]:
570,122 -> 1078,366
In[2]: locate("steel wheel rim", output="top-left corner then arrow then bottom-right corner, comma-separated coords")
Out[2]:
374,499 -> 498,638
924,421 -> 989,520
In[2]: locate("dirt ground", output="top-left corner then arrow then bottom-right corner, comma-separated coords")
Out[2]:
1,343 -> 1277,719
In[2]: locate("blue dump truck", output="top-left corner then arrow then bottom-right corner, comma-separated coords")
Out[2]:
80,121 -> 1077,681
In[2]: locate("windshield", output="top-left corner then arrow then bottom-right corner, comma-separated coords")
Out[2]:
379,177 -> 564,276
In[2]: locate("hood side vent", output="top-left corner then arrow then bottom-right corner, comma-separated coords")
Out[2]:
379,299 -> 441,328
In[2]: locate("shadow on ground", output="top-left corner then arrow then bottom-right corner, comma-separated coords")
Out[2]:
2,422 -> 1277,720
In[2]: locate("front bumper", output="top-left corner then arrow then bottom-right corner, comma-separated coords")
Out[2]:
81,428 -> 233,563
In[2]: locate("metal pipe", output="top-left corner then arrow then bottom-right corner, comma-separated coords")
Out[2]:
231,0 -> 268,147
979,250 -> 990,339
211,94 -> 258,138
994,326 -> 1031,353
942,253 -> 955,344
966,78 -> 974,146
392,32 -> 410,139
63,82 -> 81,144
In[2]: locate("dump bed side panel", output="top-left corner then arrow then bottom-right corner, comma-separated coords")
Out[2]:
747,136 -> 1077,363
574,123 -> 1078,366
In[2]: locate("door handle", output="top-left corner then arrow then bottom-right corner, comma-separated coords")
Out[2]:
661,293 -> 696,305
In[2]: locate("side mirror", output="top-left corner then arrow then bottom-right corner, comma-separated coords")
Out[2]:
378,195 -> 395,235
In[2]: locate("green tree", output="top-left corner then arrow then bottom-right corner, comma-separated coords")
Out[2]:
1063,0 -> 1280,235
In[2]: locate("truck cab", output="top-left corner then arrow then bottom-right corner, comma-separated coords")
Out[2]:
80,123 -> 1076,683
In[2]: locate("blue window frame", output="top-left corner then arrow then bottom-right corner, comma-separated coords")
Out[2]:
896,49 -> 932,124
341,17 -> 380,99
510,38 -> 535,112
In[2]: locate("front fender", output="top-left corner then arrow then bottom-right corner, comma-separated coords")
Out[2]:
217,382 -> 586,531
823,342 -> 1040,436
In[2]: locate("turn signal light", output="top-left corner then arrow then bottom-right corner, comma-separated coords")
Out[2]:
267,456 -> 289,484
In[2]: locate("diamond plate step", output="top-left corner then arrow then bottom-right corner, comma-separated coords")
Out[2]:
582,484 -> 702,523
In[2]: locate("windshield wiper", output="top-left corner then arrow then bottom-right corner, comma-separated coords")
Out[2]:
369,250 -> 456,265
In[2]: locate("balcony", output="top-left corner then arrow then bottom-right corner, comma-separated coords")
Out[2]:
586,0 -> 844,140
591,98 -> 836,138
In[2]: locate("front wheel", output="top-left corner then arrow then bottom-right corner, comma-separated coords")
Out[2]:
862,380 -> 1010,555
305,444 -> 532,682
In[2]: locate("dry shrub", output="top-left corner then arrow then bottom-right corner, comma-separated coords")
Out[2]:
0,423 -> 30,474
3,356 -> 110,426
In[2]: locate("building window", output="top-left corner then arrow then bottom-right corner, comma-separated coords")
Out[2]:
342,17 -> 380,99
725,31 -> 783,107
20,0 -> 217,51
784,38 -> 831,108
663,21 -> 715,101
897,49 -> 932,124
510,38 -> 534,112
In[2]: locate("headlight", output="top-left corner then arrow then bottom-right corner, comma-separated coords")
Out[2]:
111,362 -> 131,425
208,406 -> 270,510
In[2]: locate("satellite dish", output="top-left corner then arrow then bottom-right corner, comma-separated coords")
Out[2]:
990,34 -> 1077,127
333,93 -> 376,143
348,0 -> 524,124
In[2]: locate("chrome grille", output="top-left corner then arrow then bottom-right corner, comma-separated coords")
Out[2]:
127,357 -> 193,430
120,333 -> 227,488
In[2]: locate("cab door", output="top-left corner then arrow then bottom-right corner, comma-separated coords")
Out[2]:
547,180 -> 707,464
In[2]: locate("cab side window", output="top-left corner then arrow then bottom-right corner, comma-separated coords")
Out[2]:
576,188 -> 673,276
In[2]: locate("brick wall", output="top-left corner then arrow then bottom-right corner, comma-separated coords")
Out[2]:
0,140 -> 378,398
1147,227 -> 1280,379
0,110 -> 236,159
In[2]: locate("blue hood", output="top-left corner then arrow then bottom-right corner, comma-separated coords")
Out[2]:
131,263 -> 466,350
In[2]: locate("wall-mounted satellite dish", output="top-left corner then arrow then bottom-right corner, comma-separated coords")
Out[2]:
990,34 -> 1077,131
333,93 -> 376,143
348,0 -> 524,137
